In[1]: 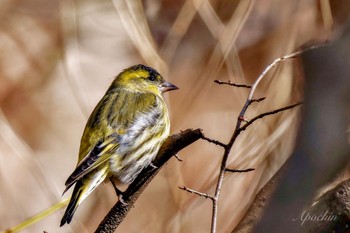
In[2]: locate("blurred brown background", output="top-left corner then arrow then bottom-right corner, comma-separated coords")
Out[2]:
0,0 -> 348,232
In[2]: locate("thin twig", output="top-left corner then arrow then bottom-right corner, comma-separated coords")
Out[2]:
214,80 -> 252,88
251,97 -> 266,103
179,186 -> 215,201
232,166 -> 283,233
201,135 -> 227,148
225,168 -> 255,173
242,97 -> 267,113
239,102 -> 303,133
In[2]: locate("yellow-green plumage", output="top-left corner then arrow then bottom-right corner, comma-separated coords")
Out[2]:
60,64 -> 178,226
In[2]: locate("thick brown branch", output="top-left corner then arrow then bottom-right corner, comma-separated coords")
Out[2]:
94,129 -> 203,233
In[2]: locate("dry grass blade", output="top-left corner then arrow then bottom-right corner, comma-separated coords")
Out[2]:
160,0 -> 197,63
202,0 -> 254,76
112,0 -> 166,73
0,110 -> 57,199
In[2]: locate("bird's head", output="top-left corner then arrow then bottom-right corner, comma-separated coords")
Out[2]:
110,64 -> 178,95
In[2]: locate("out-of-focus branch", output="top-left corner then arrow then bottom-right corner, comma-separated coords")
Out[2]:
301,178 -> 350,232
235,169 -> 350,233
232,166 -> 284,233
94,129 -> 203,233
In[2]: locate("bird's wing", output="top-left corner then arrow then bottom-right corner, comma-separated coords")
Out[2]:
63,134 -> 119,193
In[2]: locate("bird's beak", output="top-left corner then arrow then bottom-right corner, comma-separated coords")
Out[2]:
160,81 -> 179,93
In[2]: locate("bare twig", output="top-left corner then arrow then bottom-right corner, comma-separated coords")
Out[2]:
238,102 -> 303,133
242,97 -> 267,119
251,97 -> 266,104
214,80 -> 252,88
208,46 -> 316,233
225,168 -> 255,173
201,135 -> 227,148
210,45 -> 327,233
179,186 -> 215,201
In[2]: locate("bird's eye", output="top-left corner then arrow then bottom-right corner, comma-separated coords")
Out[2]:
148,76 -> 156,82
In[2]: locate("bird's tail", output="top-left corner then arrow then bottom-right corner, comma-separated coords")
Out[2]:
60,166 -> 109,226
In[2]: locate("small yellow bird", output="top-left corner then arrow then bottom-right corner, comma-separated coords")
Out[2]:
60,64 -> 178,226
